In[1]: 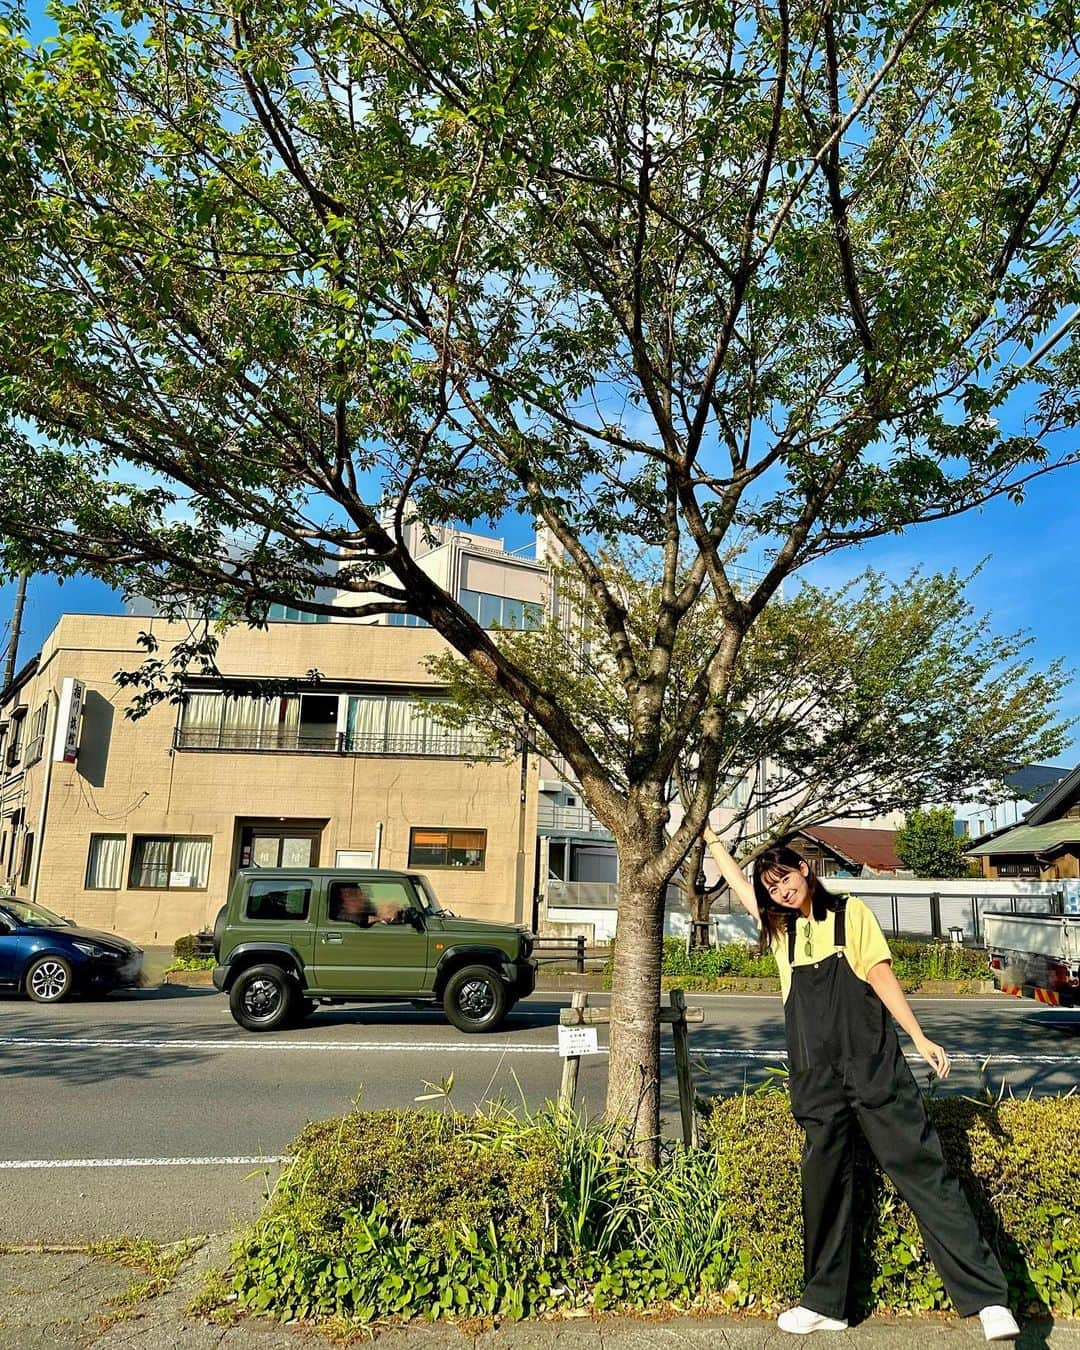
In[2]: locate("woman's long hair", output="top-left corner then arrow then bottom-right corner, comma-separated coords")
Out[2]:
751,845 -> 841,946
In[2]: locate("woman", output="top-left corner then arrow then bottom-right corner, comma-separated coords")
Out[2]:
703,827 -> 1019,1341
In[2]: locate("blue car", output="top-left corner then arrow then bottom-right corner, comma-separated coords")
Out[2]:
0,899 -> 144,1003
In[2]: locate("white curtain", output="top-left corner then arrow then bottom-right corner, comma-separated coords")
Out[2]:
384,696 -> 411,748
181,694 -> 222,744
279,697 -> 300,745
86,835 -> 125,889
347,695 -> 386,749
222,696 -> 265,746
132,838 -> 171,887
172,838 -> 212,888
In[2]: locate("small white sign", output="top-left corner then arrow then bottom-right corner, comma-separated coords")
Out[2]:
52,677 -> 85,763
558,1025 -> 599,1058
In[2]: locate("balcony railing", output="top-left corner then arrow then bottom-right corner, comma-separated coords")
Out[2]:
537,803 -> 612,834
174,726 -> 496,758
545,879 -> 684,909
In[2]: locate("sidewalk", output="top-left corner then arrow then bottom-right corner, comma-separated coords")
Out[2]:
2,1239 -> 1076,1350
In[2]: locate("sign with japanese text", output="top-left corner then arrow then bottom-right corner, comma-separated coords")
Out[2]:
53,677 -> 85,763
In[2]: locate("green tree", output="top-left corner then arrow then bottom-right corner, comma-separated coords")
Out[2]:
422,562 -> 1070,930
1,0 -> 1079,1153
895,807 -> 977,878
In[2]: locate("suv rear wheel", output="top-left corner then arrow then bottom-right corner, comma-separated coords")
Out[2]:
442,964 -> 508,1033
229,963 -> 298,1032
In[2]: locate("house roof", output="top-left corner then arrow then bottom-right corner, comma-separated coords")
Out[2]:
1023,762 -> 1080,827
796,825 -> 903,873
964,820 -> 1080,857
1004,763 -> 1071,803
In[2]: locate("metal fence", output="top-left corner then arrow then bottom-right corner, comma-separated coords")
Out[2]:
850,889 -> 1064,944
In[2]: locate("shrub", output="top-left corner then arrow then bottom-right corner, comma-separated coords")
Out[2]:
222,1096 -> 1080,1326
227,1108 -> 736,1323
889,939 -> 989,984
172,933 -> 204,961
703,1092 -> 1080,1316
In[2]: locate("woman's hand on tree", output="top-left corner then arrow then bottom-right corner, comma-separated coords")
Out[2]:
914,1036 -> 951,1079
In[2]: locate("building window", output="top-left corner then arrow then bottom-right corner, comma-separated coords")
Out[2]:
408,827 -> 486,870
996,860 -> 1041,878
5,708 -> 26,768
266,603 -> 329,623
245,879 -> 311,921
129,836 -> 212,889
19,832 -> 33,887
459,589 -> 543,630
346,694 -> 485,757
86,835 -> 127,889
24,702 -> 48,768
178,691 -> 339,752
386,612 -> 430,627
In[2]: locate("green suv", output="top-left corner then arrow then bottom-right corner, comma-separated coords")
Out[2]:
212,868 -> 536,1033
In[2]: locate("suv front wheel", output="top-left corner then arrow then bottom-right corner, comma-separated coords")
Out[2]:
229,963 -> 298,1032
442,964 -> 509,1033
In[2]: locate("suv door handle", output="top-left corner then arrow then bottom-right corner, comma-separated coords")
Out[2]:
322,933 -> 344,944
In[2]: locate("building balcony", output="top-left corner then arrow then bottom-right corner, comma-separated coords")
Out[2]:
545,879 -> 684,909
537,803 -> 612,835
173,727 -> 496,758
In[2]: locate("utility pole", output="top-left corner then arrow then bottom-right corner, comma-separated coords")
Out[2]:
2,570 -> 29,689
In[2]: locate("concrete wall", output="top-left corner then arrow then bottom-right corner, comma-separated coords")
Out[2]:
1,616 -> 537,946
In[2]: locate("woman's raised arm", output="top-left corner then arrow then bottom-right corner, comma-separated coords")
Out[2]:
702,824 -> 759,922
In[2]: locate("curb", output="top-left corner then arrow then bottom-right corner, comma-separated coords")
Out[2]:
156,971 -> 996,997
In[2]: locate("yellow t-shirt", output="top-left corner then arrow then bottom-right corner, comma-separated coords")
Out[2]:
770,896 -> 892,1003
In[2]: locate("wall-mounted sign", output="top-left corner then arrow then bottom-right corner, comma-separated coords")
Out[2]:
53,677 -> 85,763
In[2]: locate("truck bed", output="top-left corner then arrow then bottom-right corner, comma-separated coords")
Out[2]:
982,912 -> 1080,1006
981,912 -> 1080,960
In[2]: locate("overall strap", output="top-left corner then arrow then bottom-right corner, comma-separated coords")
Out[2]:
833,897 -> 848,947
786,914 -> 797,964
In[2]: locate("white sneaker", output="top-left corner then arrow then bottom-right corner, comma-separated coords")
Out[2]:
979,1306 -> 1020,1341
777,1305 -> 849,1334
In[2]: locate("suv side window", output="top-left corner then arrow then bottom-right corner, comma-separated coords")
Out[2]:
246,879 -> 311,922
327,879 -> 412,927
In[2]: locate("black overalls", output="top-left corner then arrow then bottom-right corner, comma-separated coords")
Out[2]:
782,902 -> 1009,1320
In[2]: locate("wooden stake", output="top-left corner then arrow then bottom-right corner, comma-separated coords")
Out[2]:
670,989 -> 699,1148
558,990 -> 588,1112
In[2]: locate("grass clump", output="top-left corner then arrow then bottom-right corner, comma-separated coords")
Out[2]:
88,1236 -> 205,1327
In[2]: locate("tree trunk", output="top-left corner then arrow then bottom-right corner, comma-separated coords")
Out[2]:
605,829 -> 669,1164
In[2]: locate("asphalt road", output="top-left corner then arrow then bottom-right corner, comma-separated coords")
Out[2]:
1,986 -> 1077,1243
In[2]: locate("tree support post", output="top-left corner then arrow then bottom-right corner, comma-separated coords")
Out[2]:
559,991 -> 703,1142
558,990 -> 589,1111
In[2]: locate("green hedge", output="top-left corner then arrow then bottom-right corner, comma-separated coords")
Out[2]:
604,936 -> 989,991
599,939 -> 988,993
221,1096 -> 1080,1326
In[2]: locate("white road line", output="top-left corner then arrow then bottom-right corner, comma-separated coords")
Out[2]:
0,1036 -> 554,1054
0,1156 -> 283,1170
1,1036 -> 1078,1067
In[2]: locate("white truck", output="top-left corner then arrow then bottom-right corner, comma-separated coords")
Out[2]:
983,911 -> 1080,1007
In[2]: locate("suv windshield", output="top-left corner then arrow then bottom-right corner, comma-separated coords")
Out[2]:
410,875 -> 445,915
1,899 -> 69,927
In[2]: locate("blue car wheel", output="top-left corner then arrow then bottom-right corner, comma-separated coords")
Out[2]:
25,955 -> 74,1003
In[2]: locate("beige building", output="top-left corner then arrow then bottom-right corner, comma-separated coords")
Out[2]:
0,616 -> 538,946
